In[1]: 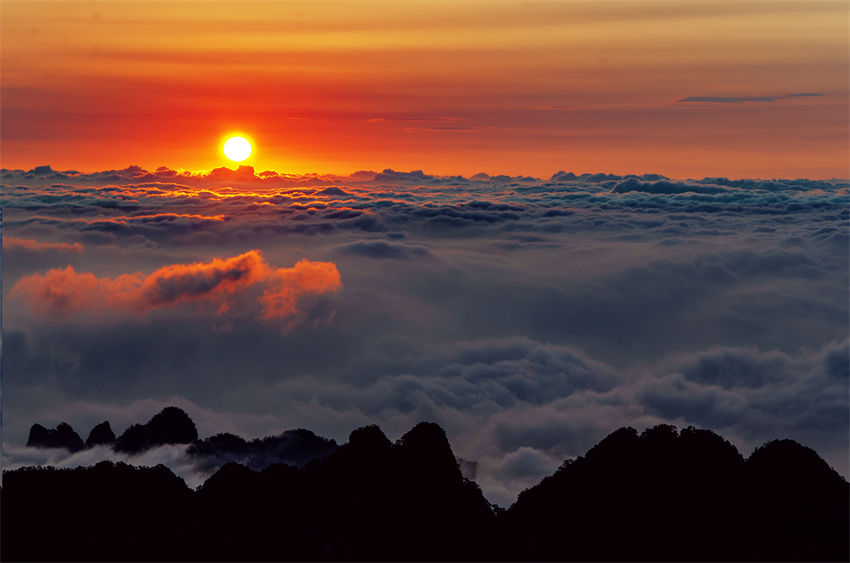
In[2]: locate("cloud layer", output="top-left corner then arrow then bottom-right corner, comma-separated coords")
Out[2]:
2,164 -> 847,506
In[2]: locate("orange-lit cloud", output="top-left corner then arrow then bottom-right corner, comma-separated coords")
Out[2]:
10,250 -> 341,320
4,237 -> 83,253
261,260 -> 343,320
137,251 -> 268,310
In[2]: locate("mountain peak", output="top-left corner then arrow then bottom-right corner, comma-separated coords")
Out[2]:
85,421 -> 116,448
26,422 -> 84,452
113,406 -> 198,454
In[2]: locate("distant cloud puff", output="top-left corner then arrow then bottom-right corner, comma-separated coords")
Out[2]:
313,187 -> 351,197
10,250 -> 341,320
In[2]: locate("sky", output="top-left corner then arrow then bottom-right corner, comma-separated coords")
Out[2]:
1,0 -> 849,507
1,0 -> 848,178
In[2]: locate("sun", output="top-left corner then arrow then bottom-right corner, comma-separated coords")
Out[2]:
223,136 -> 252,162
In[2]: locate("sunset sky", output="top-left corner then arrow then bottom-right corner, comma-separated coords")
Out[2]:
2,0 -> 847,178
2,1 -> 848,507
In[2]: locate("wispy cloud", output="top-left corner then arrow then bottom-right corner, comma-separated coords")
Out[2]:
678,92 -> 824,104
4,236 -> 83,253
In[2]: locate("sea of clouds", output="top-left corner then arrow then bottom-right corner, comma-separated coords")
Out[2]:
2,165 -> 847,506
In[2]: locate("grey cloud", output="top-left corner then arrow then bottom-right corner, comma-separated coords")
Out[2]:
640,341 -> 849,454
611,178 -> 731,195
336,240 -> 434,260
680,347 -> 788,389
639,374 -> 750,428
492,446 -> 561,481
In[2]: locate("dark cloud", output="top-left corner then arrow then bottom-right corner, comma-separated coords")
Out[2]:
680,347 -> 788,388
313,187 -> 351,197
611,178 -> 731,195
372,168 -> 452,185
336,240 -> 434,260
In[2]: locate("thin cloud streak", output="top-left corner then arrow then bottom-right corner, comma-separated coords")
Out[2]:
4,237 -> 83,253
678,92 -> 825,104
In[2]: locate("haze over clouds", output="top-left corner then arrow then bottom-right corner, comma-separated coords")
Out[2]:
2,165 -> 848,506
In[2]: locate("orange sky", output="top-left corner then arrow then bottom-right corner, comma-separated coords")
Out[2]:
2,0 -> 847,178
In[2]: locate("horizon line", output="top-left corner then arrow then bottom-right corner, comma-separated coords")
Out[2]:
3,163 -> 849,183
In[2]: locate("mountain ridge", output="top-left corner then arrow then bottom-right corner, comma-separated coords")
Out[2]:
8,407 -> 848,561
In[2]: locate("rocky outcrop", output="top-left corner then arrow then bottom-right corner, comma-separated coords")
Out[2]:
113,406 -> 198,454
85,421 -> 116,448
26,422 -> 84,452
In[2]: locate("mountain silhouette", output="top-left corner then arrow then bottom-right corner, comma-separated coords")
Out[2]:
24,407 -> 198,456
4,412 -> 848,561
25,408 -> 338,474
26,422 -> 85,452
112,406 -> 198,453
192,422 -> 495,561
499,424 -> 848,561
742,439 -> 849,561
2,461 -> 195,562
84,421 -> 116,448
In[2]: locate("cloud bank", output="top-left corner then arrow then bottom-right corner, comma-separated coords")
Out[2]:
2,164 -> 847,506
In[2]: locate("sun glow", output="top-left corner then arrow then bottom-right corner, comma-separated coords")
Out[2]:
223,136 -> 252,162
